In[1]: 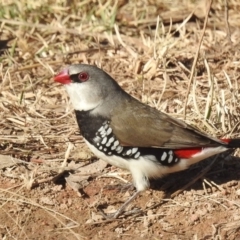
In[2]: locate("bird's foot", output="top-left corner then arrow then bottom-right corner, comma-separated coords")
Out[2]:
99,207 -> 142,219
98,190 -> 141,219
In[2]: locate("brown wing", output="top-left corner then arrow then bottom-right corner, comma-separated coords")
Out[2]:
110,98 -> 225,148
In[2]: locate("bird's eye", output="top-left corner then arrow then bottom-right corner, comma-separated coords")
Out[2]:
78,72 -> 89,82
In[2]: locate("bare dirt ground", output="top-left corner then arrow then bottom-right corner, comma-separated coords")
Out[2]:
1,0 -> 240,239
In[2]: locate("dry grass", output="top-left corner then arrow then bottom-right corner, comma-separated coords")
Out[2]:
1,0 -> 240,239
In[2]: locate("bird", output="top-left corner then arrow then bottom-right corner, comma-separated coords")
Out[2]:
54,64 -> 240,218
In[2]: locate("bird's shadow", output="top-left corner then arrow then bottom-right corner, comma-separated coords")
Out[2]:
150,153 -> 240,195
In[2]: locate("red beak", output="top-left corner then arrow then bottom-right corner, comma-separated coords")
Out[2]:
54,68 -> 71,84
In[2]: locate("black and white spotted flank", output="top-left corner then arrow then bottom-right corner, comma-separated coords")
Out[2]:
93,121 -> 141,159
93,121 -> 180,166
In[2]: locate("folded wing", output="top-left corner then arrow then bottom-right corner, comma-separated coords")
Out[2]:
110,98 -> 225,149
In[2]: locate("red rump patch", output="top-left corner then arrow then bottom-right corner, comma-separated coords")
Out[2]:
174,148 -> 202,158
220,138 -> 230,143
174,138 -> 232,159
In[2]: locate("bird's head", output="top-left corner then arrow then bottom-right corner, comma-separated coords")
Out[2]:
54,64 -> 123,113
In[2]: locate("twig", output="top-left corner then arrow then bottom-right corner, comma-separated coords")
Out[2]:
224,0 -> 232,44
183,0 -> 213,119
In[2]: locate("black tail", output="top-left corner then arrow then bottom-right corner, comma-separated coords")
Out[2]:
226,139 -> 240,148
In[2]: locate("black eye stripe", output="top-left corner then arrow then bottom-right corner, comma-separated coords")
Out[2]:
70,74 -> 80,82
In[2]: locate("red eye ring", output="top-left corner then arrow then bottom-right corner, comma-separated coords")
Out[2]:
78,72 -> 89,82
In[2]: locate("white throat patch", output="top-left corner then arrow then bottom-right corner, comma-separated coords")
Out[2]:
65,83 -> 102,111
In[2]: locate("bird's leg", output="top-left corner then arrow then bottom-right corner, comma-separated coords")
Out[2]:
100,190 -> 141,219
112,190 -> 140,218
